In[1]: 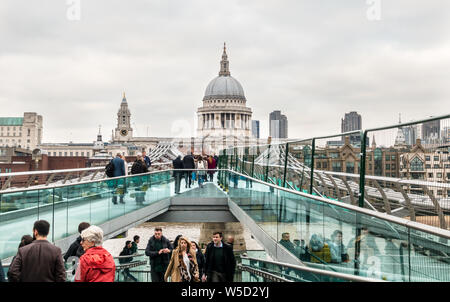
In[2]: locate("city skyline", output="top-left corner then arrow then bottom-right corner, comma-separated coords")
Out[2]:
0,1 -> 449,143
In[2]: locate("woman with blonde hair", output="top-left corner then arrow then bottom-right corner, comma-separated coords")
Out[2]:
164,236 -> 199,282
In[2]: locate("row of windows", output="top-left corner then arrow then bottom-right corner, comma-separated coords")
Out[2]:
425,155 -> 450,161
51,151 -> 91,157
427,172 -> 450,179
206,99 -> 244,105
0,127 -> 22,131
0,168 -> 12,173
0,139 -> 31,143
0,129 -> 31,136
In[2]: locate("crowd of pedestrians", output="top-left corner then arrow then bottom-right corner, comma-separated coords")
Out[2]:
172,153 -> 219,194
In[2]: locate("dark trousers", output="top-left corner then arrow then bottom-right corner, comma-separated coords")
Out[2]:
122,268 -> 137,281
174,172 -> 182,193
151,271 -> 165,282
208,271 -> 227,282
185,171 -> 192,188
208,173 -> 214,182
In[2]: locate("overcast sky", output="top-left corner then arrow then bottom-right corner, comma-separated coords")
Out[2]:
0,0 -> 449,144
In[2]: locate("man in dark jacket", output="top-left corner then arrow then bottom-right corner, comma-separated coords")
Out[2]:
182,152 -> 195,188
64,222 -> 91,262
172,155 -> 184,194
131,155 -> 149,204
8,220 -> 66,282
145,227 -> 173,282
111,153 -> 126,204
203,232 -> 236,282
119,240 -> 138,281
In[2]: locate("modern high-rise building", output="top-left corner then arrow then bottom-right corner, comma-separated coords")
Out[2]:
251,120 -> 260,139
422,119 -> 440,144
269,111 -> 288,139
341,111 -> 361,144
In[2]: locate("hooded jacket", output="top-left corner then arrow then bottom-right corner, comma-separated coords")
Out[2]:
76,246 -> 115,282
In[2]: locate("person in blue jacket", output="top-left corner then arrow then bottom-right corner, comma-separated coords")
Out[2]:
111,153 -> 126,204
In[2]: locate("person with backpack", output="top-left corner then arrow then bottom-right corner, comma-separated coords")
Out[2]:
108,153 -> 126,204
131,154 -> 149,204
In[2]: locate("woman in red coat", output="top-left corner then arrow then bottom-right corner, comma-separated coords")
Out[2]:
75,225 -> 115,282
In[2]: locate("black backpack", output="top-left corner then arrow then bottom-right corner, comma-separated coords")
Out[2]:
105,160 -> 115,177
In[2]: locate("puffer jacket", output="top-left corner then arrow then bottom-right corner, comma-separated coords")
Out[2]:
76,246 -> 115,282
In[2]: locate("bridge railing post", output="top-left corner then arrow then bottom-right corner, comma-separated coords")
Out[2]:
283,143 -> 289,188
309,138 -> 316,194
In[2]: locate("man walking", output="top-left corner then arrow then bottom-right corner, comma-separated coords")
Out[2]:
145,227 -> 173,282
142,150 -> 151,169
203,232 -> 236,282
182,152 -> 195,188
8,220 -> 66,282
172,155 -> 184,194
111,153 -> 126,204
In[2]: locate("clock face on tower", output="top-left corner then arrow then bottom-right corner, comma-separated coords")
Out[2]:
120,129 -> 128,136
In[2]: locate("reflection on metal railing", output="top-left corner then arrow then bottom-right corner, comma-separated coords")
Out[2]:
220,114 -> 450,231
0,162 -> 171,191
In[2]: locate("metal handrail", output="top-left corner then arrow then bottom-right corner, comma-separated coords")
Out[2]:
0,168 -> 222,194
2,167 -> 450,239
0,162 -> 169,178
240,255 -> 385,282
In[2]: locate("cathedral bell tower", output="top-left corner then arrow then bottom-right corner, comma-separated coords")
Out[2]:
114,92 -> 133,142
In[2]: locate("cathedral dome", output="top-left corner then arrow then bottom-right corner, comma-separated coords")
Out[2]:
203,43 -> 246,101
204,76 -> 245,99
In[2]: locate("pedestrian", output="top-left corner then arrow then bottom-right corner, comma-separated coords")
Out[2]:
110,153 -> 126,204
64,222 -> 91,263
164,236 -> 199,282
279,232 -> 296,254
203,231 -> 236,282
197,156 -> 206,188
120,154 -> 129,176
7,220 -> 66,282
226,235 -> 235,250
142,150 -> 151,169
207,155 -> 216,182
131,154 -> 149,204
173,234 -> 183,250
182,152 -> 195,188
328,230 -> 349,264
75,225 -> 115,282
172,155 -> 184,194
131,235 -> 140,254
145,227 -> 173,282
191,241 -> 206,282
119,240 -> 138,282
